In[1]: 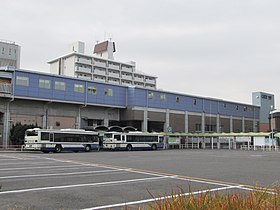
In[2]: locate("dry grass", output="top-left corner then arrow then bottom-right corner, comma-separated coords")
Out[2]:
145,187 -> 280,210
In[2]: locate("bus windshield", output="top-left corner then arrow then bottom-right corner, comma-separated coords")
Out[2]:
104,133 -> 113,138
26,130 -> 38,136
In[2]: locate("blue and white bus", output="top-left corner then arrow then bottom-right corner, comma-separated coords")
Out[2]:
103,132 -> 164,151
24,128 -> 100,153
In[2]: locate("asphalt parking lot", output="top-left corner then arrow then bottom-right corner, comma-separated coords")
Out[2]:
0,149 -> 280,209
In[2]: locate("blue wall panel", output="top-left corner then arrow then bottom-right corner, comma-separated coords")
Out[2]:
12,70 -> 259,120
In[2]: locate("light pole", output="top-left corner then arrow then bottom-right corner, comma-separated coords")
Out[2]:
270,105 -> 275,145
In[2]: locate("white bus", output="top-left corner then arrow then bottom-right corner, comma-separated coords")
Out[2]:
24,128 -> 101,153
103,132 -> 164,151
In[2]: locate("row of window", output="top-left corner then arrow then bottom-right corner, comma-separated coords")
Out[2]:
15,76 -> 254,112
77,56 -> 134,71
261,94 -> 272,100
41,132 -> 99,142
1,47 -> 17,55
16,76 -> 113,96
148,91 -> 252,112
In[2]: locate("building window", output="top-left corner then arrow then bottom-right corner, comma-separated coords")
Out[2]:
88,86 -> 97,94
88,119 -> 103,126
104,88 -> 113,96
148,91 -> 154,99
223,103 -> 227,108
193,99 -> 197,105
39,79 -> 51,89
16,76 -> 29,86
268,96 -> 272,100
2,48 -> 4,54
160,93 -> 166,101
243,106 -> 247,111
195,124 -> 201,132
8,48 -> 11,55
176,96 -> 180,103
55,81 -> 65,91
236,105 -> 239,110
74,84 -> 84,93
261,95 -> 267,99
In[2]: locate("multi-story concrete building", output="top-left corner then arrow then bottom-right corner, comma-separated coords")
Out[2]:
48,40 -> 157,89
0,40 -> 21,68
0,68 -> 260,147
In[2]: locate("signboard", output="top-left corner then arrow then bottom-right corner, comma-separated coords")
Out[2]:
168,137 -> 180,145
167,126 -> 172,133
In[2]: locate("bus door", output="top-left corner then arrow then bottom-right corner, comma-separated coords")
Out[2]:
114,134 -> 121,142
50,133 -> 54,142
99,136 -> 103,148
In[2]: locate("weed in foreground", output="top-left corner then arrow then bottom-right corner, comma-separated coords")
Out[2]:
144,186 -> 280,210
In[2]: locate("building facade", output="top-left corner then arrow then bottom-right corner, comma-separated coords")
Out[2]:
269,110 -> 280,133
0,68 -> 260,147
252,92 -> 275,131
0,40 -> 21,68
48,40 -> 157,89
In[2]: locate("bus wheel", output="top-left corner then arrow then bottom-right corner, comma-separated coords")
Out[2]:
126,144 -> 132,151
152,144 -> 157,150
54,145 -> 62,153
85,145 -> 91,152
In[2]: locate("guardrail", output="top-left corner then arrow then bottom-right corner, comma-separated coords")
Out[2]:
179,143 -> 199,149
0,145 -> 24,151
0,83 -> 11,94
240,145 -> 279,151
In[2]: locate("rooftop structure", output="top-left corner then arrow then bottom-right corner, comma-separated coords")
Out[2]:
48,40 -> 157,89
0,39 -> 21,68
252,91 -> 275,131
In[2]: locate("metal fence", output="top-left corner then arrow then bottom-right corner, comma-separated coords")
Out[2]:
240,145 -> 279,152
0,145 -> 24,151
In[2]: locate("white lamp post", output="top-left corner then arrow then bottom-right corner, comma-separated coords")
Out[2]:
270,105 -> 275,145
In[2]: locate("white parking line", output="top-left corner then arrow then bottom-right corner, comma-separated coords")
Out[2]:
83,185 -> 241,210
0,161 -> 61,166
0,158 -> 29,161
0,164 -> 91,171
234,185 -> 276,195
0,169 -> 124,180
169,175 -> 232,187
0,154 -> 28,160
47,158 -> 234,188
0,176 -> 169,195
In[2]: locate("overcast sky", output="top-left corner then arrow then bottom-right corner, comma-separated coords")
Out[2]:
1,0 -> 280,107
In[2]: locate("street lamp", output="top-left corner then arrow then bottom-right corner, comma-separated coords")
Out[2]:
270,105 -> 275,144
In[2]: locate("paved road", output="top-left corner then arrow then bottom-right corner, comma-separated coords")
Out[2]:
0,149 -> 279,209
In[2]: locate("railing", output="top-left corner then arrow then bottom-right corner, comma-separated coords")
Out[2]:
75,66 -> 92,74
0,83 -> 11,94
179,143 -> 199,149
240,145 -> 279,151
0,145 -> 24,151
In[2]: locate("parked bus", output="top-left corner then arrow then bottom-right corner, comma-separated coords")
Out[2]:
103,132 -> 164,151
24,128 -> 101,153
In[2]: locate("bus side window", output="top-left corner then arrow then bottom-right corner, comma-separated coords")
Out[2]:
50,133 -> 54,142
122,135 -> 125,141
115,135 -> 121,141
